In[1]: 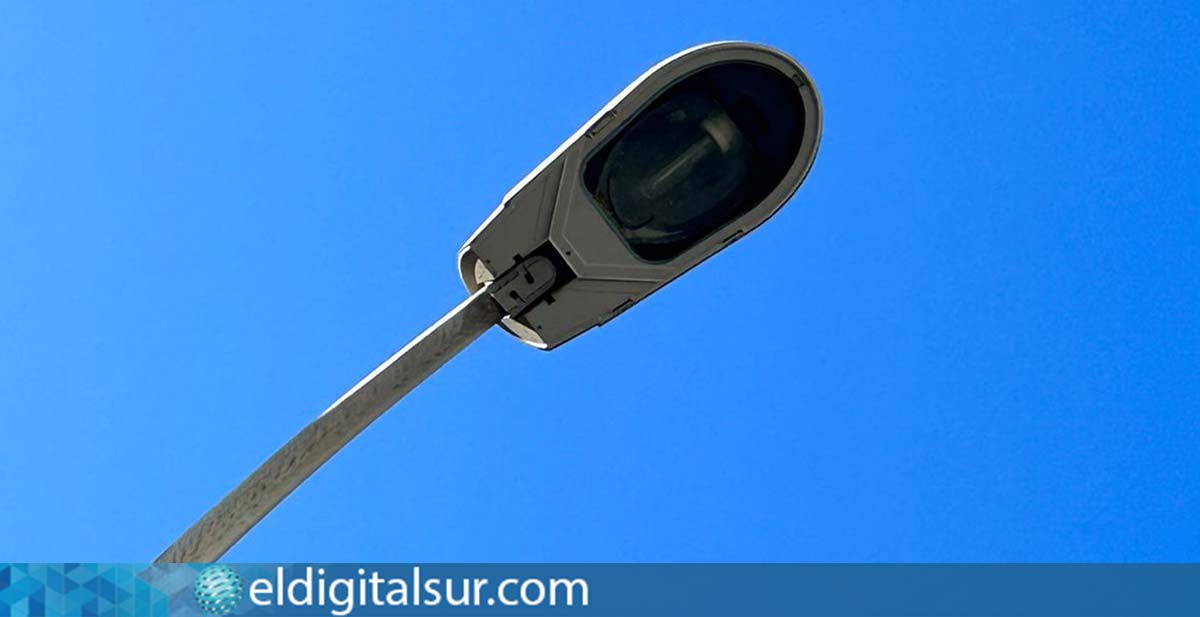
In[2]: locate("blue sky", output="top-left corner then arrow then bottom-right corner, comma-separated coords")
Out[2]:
2,2 -> 1197,562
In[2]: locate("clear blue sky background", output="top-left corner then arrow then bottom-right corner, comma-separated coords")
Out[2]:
2,2 -> 1197,562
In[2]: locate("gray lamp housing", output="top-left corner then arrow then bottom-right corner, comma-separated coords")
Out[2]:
458,41 -> 823,349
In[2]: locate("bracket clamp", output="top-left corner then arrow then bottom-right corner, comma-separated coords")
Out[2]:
488,255 -> 557,317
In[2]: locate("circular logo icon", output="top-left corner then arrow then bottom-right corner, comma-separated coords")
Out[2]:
193,565 -> 245,615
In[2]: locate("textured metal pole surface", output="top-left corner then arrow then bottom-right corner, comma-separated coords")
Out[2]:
157,288 -> 506,563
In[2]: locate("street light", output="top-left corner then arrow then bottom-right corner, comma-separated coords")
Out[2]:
158,41 -> 822,562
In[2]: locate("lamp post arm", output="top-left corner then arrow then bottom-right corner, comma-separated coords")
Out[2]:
157,286 -> 506,563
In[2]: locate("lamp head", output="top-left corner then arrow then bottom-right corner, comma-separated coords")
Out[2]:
459,42 -> 822,349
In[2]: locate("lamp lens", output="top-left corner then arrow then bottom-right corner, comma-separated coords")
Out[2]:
584,61 -> 805,262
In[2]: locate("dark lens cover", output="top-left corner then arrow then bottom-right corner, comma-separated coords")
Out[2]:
584,61 -> 806,262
